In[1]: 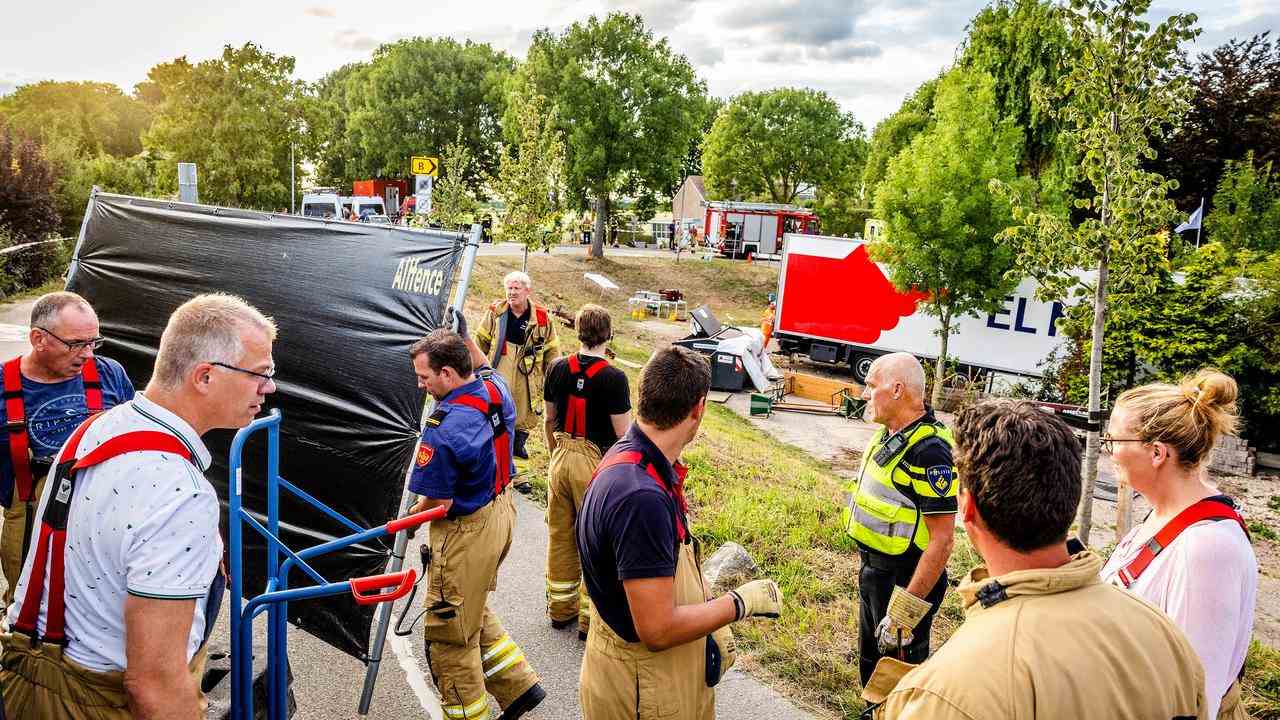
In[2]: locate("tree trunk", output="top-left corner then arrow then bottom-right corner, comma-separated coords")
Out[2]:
931,311 -> 950,409
1080,110 -> 1119,546
591,194 -> 608,259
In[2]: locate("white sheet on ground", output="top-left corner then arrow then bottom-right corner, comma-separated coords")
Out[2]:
718,329 -> 781,392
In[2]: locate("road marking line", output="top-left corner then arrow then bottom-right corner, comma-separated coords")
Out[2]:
390,624 -> 445,720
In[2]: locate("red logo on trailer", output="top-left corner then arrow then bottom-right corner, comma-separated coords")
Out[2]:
779,243 -> 927,344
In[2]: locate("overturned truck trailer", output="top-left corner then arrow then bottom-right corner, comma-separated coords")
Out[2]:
66,190 -> 466,661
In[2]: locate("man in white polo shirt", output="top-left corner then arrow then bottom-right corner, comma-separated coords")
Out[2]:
1,293 -> 277,720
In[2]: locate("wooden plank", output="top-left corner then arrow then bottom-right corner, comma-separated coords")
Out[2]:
707,390 -> 732,404
785,371 -> 862,404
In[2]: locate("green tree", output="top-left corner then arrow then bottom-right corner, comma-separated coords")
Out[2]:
143,43 -> 308,210
960,0 -> 1074,185
861,78 -> 938,199
515,13 -> 705,258
0,122 -> 60,241
808,135 -> 870,237
41,135 -> 158,234
681,95 -> 723,183
996,0 -> 1198,543
1208,152 -> 1280,253
306,62 -> 368,187
493,93 -> 565,251
703,88 -> 862,204
0,81 -> 151,158
329,38 -> 512,191
873,68 -> 1025,406
421,133 -> 480,230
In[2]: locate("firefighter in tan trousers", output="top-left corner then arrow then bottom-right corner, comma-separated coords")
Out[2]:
575,346 -> 783,719
541,304 -> 632,639
867,399 -> 1209,719
407,314 -> 545,720
475,271 -> 561,491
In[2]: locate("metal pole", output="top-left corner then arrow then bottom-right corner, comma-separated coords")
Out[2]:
290,143 -> 296,215
358,224 -> 482,715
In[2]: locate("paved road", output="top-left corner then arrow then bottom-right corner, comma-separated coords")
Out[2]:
0,298 -> 34,359
476,241 -> 690,259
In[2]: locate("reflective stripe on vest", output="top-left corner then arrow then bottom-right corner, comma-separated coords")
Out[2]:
14,412 -> 192,644
564,355 -> 609,440
841,422 -> 955,556
1115,496 -> 1249,588
447,379 -> 513,496
591,449 -> 689,543
3,356 -> 104,503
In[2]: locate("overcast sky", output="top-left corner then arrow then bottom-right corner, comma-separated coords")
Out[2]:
2,0 -> 1276,130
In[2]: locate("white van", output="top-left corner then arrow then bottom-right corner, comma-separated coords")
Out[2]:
301,193 -> 342,219
343,196 -> 386,220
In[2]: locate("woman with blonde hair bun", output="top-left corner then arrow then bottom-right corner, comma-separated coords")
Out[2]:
1099,368 -> 1257,719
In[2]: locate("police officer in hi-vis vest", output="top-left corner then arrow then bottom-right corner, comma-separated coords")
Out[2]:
842,353 -> 958,685
407,312 -> 544,720
1,292 -> 134,607
576,346 -> 782,720
474,271 -> 561,491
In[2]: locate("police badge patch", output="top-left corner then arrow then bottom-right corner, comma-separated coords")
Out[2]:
416,443 -> 435,467
926,465 -> 954,495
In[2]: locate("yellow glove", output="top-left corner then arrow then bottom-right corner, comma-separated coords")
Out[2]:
728,579 -> 782,621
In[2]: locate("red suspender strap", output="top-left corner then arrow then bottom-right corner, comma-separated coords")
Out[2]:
563,356 -> 609,440
535,306 -> 549,328
1117,498 -> 1249,588
81,357 -> 102,412
590,449 -> 688,542
15,415 -> 192,644
447,382 -> 512,495
483,380 -> 512,494
3,356 -> 33,502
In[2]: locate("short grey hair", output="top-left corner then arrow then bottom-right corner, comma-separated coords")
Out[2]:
152,293 -> 277,389
30,291 -> 93,330
872,352 -> 926,399
503,271 -> 532,289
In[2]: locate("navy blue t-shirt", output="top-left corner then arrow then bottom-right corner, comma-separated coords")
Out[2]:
408,371 -> 517,517
0,356 -> 135,506
576,425 -> 684,643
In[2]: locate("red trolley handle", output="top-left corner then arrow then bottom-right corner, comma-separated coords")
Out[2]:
386,505 -> 449,534
350,569 -> 418,605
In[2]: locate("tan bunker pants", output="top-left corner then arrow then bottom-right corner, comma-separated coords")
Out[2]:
423,490 -> 539,719
545,435 -> 601,632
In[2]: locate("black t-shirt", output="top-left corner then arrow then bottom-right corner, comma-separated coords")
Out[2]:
543,354 -> 631,452
504,306 -> 532,347
576,426 -> 682,643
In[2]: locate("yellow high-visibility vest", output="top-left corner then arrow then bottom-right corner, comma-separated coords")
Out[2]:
841,421 -> 955,556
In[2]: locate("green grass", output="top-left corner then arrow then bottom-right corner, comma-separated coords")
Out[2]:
0,277 -> 64,304
1245,641 -> 1280,719
1269,495 -> 1280,512
1249,521 -> 1279,542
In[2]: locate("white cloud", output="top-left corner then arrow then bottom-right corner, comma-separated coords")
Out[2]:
304,6 -> 337,18
331,29 -> 383,52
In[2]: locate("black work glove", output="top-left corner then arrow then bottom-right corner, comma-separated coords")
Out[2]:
447,307 -> 468,338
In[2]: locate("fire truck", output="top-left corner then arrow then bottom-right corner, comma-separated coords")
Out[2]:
773,233 -> 1071,383
703,201 -> 819,259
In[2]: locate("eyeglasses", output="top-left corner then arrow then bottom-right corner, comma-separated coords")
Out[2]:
1100,435 -> 1145,454
210,361 -> 277,387
36,327 -> 105,352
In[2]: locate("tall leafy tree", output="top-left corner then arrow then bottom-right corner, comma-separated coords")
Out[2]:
144,43 -> 308,210
809,136 -> 870,237
0,122 -> 60,241
703,88 -> 862,204
861,78 -> 938,200
335,38 -> 513,191
1152,32 -> 1280,211
515,13 -> 705,258
960,0 -> 1076,209
1208,152 -> 1280,253
0,81 -> 150,158
997,0 -> 1197,543
493,93 -> 565,251
680,95 -> 723,184
422,132 -> 480,230
873,68 -> 1024,406
305,62 -> 368,188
